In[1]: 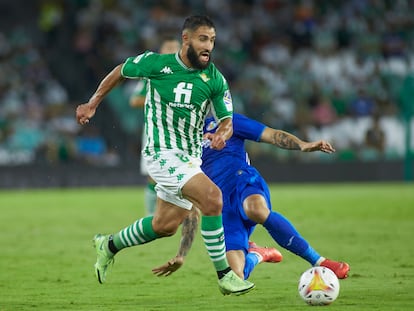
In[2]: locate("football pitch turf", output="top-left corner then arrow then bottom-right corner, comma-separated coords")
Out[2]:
1,182 -> 413,311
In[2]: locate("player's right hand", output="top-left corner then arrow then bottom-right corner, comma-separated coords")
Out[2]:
152,256 -> 184,277
301,140 -> 335,153
76,103 -> 96,125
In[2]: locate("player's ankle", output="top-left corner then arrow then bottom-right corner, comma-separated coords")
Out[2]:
315,256 -> 325,266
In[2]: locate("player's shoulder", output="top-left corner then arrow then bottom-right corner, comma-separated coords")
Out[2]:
127,51 -> 174,65
232,113 -> 265,134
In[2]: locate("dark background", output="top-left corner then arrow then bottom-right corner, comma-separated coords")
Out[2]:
0,0 -> 413,188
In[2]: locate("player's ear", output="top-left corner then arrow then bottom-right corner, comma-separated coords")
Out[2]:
182,30 -> 189,45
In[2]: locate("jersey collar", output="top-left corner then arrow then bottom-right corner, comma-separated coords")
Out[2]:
175,52 -> 198,72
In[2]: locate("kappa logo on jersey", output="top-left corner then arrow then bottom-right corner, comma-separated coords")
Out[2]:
223,90 -> 233,112
160,66 -> 173,74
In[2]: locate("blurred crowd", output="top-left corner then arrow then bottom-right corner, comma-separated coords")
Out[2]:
0,0 -> 413,166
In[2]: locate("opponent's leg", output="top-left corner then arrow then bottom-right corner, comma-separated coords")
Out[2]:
226,250 -> 250,280
247,241 -> 283,263
183,173 -> 255,295
244,194 -> 349,279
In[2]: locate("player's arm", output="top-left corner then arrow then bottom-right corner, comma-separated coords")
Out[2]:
152,208 -> 200,276
260,127 -> 335,153
76,64 -> 125,125
129,95 -> 146,108
203,117 -> 233,150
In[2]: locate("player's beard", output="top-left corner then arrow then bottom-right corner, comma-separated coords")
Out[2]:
187,43 -> 211,70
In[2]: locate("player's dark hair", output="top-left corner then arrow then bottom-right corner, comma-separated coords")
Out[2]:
182,15 -> 215,32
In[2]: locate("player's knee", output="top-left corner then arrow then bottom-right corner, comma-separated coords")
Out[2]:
243,195 -> 269,223
200,186 -> 222,216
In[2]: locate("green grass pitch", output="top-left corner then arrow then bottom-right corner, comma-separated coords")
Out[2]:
1,182 -> 413,311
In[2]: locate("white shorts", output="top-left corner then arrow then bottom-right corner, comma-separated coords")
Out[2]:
142,150 -> 203,210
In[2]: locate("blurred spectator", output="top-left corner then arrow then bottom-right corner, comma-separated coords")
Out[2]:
37,0 -> 64,44
1,0 -> 413,166
349,89 -> 377,117
330,88 -> 349,117
76,126 -> 105,158
75,125 -> 119,166
311,96 -> 337,127
361,114 -> 386,160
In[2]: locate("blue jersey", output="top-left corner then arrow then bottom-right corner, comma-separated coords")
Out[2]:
202,113 -> 266,192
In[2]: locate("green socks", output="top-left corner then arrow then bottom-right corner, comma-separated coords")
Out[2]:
113,216 -> 160,250
201,215 -> 230,271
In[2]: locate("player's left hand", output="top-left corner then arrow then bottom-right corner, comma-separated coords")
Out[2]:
152,256 -> 184,277
301,140 -> 336,153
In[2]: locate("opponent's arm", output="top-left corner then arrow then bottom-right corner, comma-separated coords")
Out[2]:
129,94 -> 146,108
203,117 -> 233,150
152,208 -> 200,276
260,127 -> 335,153
76,64 -> 125,125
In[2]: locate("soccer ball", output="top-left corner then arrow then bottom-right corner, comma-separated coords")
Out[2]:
298,266 -> 340,306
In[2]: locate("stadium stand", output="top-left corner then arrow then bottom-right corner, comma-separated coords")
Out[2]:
0,0 -> 413,185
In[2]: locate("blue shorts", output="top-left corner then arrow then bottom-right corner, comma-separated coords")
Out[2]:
222,166 -> 272,253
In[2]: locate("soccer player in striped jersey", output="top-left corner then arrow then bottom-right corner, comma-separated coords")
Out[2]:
129,38 -> 180,216
152,113 -> 350,281
76,15 -> 255,295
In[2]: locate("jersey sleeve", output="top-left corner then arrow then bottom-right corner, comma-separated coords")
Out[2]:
232,113 -> 266,142
210,69 -> 233,121
121,51 -> 157,79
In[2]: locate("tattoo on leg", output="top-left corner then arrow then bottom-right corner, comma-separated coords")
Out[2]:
178,213 -> 199,257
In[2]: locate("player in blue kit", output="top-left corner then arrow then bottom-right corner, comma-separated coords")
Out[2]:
153,113 -> 350,281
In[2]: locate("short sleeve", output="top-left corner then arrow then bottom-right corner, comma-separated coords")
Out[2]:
210,72 -> 233,121
121,51 -> 156,79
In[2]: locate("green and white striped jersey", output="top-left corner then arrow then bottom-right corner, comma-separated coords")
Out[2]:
121,51 -> 233,158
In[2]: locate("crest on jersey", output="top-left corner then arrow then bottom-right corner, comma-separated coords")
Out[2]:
206,120 -> 218,131
199,73 -> 210,82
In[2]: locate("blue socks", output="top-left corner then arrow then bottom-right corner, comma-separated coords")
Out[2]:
244,253 -> 259,280
263,212 -> 321,265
